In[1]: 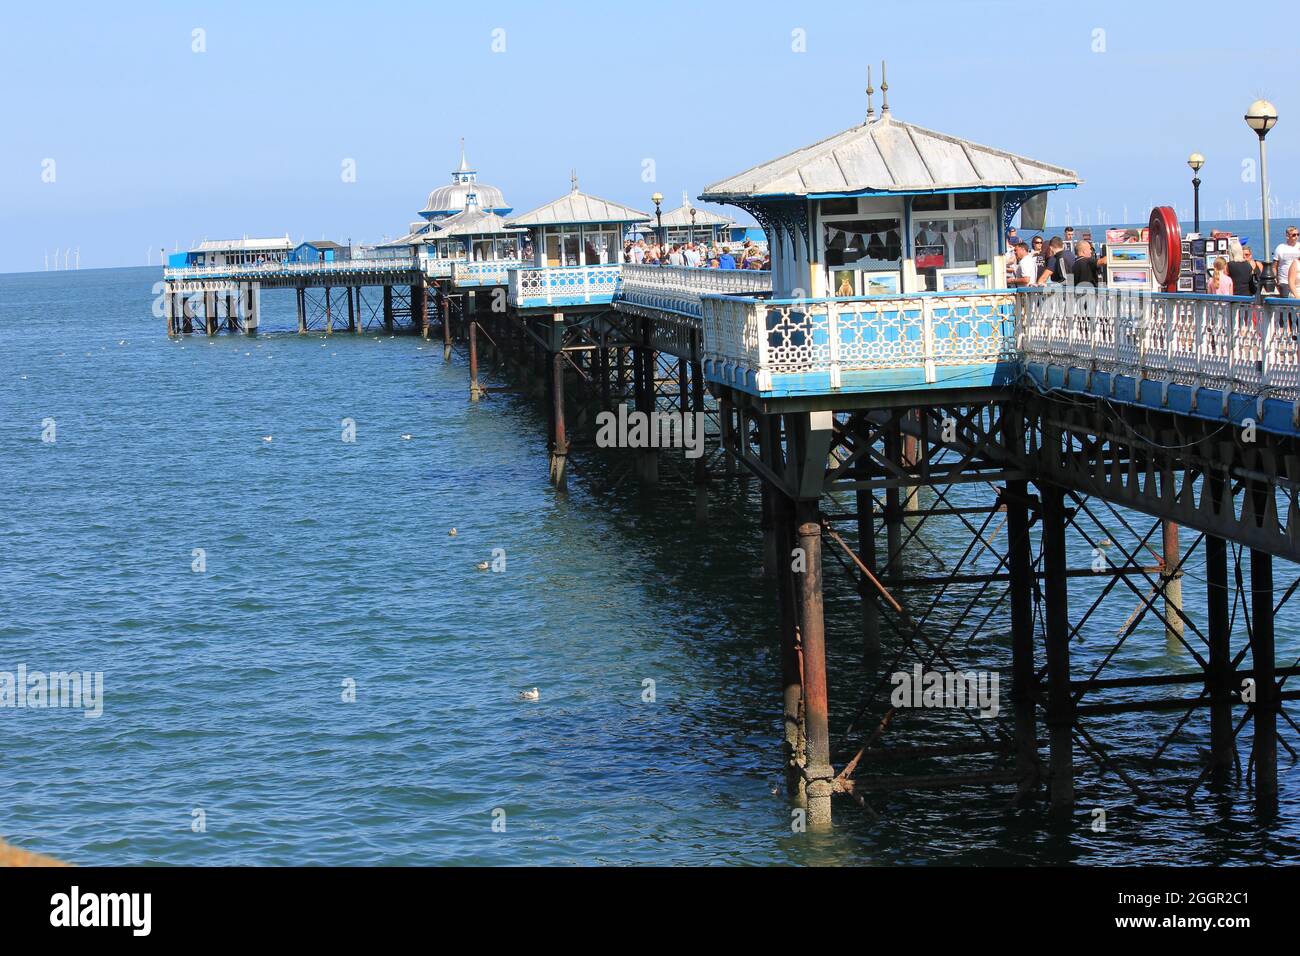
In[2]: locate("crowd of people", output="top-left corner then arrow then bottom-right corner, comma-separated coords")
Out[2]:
1005,225 -> 1112,289
622,236 -> 769,270
1005,224 -> 1300,297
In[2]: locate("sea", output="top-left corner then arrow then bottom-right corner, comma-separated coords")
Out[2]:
1,265 -> 1296,865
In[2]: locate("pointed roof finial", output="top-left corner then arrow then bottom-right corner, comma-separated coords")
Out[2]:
866,64 -> 875,121
458,137 -> 470,173
571,168 -> 579,192
880,61 -> 890,114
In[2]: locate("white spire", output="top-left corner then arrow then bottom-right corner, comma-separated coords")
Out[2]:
458,137 -> 470,173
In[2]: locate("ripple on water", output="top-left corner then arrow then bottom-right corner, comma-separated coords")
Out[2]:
1,268 -> 1298,865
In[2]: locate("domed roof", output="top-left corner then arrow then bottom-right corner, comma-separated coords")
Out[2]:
420,140 -> 511,218
422,181 -> 510,217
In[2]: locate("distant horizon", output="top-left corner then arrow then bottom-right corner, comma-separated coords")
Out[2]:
5,1 -> 1297,273
8,217 -> 1295,278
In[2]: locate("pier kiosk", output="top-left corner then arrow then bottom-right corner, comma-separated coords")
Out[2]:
653,191 -> 735,247
699,109 -> 1078,301
509,173 -> 649,269
432,199 -> 528,271
684,100 -> 1079,827
495,177 -> 649,483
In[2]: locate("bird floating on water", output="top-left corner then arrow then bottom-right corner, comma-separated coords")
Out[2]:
519,687 -> 540,702
448,528 -> 458,537
401,433 -> 413,441
261,435 -> 273,443
476,561 -> 490,571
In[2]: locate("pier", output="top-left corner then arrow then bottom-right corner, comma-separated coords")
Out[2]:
159,106 -> 1300,831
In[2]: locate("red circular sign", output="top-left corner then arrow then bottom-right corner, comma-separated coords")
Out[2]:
1148,206 -> 1181,291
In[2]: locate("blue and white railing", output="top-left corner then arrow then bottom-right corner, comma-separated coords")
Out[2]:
700,290 -> 1019,396
451,260 -> 527,286
507,263 -> 622,308
162,256 -> 440,281
617,263 -> 771,320
1020,286 -> 1300,418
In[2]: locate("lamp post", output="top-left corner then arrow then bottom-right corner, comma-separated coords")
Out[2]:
1245,99 -> 1278,294
651,192 -> 664,267
689,207 -> 697,246
1187,153 -> 1204,234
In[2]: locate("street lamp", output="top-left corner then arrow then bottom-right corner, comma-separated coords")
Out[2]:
651,192 -> 664,267
1245,99 -> 1278,294
1187,153 -> 1204,234
689,206 -> 697,246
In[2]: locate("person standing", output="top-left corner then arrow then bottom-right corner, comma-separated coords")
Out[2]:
1038,237 -> 1068,284
1274,227 -> 1300,296
1008,243 -> 1037,286
1208,256 -> 1234,295
1072,240 -> 1101,286
718,246 -> 737,269
1227,240 -> 1257,296
1061,226 -> 1077,270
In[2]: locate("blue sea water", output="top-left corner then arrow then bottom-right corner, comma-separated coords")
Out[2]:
1,266 -> 1297,865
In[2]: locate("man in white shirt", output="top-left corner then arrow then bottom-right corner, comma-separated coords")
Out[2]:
668,244 -> 685,266
1008,243 -> 1038,286
683,243 -> 702,268
630,240 -> 645,265
1274,227 -> 1300,296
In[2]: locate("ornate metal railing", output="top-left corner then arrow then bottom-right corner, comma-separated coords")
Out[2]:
163,257 -> 428,280
420,257 -> 457,278
1019,288 -> 1300,402
507,264 -> 622,307
451,259 -> 527,286
700,290 -> 1018,393
618,263 -> 772,319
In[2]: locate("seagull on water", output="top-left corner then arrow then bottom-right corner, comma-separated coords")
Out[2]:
261,435 -> 273,443
401,433 -> 413,440
519,688 -> 540,702
476,561 -> 490,571
448,528 -> 458,537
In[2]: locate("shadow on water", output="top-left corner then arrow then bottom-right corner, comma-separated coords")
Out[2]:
462,310 -> 1300,865
1,267 -> 1296,864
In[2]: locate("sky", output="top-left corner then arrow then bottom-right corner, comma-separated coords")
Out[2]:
2,0 -> 1298,273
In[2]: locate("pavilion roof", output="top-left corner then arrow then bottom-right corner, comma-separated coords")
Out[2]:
700,113 -> 1080,202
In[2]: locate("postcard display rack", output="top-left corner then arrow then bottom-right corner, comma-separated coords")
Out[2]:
1180,235 -> 1238,293
1103,228 -> 1156,291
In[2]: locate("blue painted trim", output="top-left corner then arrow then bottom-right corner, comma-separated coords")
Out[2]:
713,287 -> 1019,307
516,293 -> 617,308
1024,361 -> 1300,440
803,183 -> 1077,200
702,359 -> 1019,398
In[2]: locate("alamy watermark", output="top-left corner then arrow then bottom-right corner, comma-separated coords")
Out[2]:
890,664 -> 1000,718
595,404 -> 705,459
0,664 -> 103,718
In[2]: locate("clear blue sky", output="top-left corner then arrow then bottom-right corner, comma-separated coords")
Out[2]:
2,0 -> 1296,272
